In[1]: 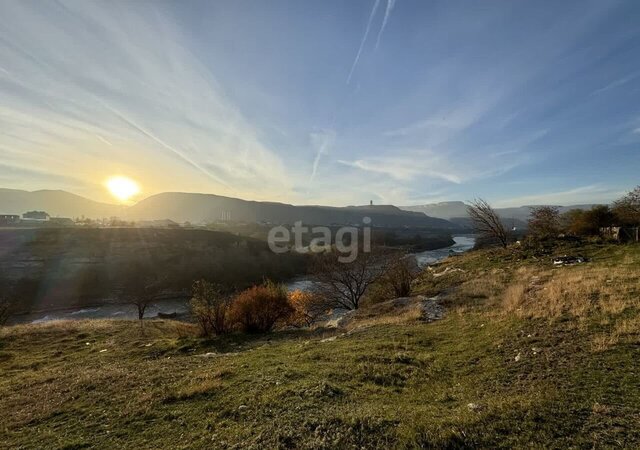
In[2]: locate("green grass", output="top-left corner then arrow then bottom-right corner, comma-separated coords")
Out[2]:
1,244 -> 639,449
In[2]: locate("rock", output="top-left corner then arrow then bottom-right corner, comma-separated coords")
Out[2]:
467,403 -> 483,411
238,405 -> 248,410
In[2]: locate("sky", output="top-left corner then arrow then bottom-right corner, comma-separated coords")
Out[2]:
1,0 -> 639,207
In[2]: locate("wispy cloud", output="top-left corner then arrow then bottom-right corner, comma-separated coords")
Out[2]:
338,153 -> 462,184
495,185 -> 624,208
310,130 -> 335,181
0,1 -> 290,202
347,0 -> 381,84
591,71 -> 640,96
375,0 -> 396,50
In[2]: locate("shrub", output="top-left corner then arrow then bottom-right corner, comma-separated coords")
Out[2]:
230,281 -> 293,333
380,254 -> 419,298
288,290 -> 327,327
190,279 -> 231,337
561,206 -> 615,236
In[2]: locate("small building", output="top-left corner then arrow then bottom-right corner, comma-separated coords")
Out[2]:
22,211 -> 50,221
600,226 -> 640,243
0,214 -> 20,225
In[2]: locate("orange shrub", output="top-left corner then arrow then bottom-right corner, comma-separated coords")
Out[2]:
288,290 -> 326,327
229,281 -> 293,333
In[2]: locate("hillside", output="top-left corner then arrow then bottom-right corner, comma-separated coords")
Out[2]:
125,192 -> 455,228
0,189 -> 455,229
1,242 -> 638,448
0,189 -> 120,218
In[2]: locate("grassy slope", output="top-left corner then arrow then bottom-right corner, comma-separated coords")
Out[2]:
1,244 -> 639,449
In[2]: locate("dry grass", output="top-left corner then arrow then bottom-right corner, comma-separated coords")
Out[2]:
497,266 -> 639,321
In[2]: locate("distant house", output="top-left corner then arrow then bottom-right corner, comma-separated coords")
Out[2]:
0,214 -> 20,226
22,211 -> 50,221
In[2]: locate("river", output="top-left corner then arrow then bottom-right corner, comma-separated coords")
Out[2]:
284,235 -> 476,292
11,235 -> 475,324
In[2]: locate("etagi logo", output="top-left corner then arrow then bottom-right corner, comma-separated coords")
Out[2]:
267,217 -> 371,263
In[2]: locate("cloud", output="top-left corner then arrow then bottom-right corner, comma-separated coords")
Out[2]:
338,153 -> 462,184
0,1 -> 290,201
309,129 -> 335,181
347,0 -> 381,84
591,71 -> 640,96
495,185 -> 624,208
375,0 -> 396,50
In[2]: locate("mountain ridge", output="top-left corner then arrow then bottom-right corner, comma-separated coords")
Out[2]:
0,189 -> 453,229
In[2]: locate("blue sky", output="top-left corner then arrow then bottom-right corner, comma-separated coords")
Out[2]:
1,0 -> 639,207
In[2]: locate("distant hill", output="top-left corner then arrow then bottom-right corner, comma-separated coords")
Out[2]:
401,201 -> 598,226
0,189 -> 455,229
126,192 -> 455,229
0,189 -> 120,218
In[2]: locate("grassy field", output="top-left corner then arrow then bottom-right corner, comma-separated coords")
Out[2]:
1,243 -> 639,449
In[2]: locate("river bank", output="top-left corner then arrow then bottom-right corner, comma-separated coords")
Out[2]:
9,236 -> 475,324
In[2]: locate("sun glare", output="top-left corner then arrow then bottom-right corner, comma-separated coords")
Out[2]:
106,176 -> 140,202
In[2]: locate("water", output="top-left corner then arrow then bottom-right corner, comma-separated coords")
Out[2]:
286,235 -> 476,292
413,235 -> 475,267
11,299 -> 190,325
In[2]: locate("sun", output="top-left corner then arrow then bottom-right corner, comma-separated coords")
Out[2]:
106,176 -> 140,202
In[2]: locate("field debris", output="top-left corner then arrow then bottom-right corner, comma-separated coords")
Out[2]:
552,255 -> 586,266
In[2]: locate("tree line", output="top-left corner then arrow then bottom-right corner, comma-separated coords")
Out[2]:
467,185 -> 640,247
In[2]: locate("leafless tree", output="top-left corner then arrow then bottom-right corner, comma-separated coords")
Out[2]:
378,252 -> 419,298
311,251 -> 387,310
190,279 -> 232,337
467,198 -> 510,248
528,206 -> 561,238
119,266 -> 164,322
612,186 -> 640,226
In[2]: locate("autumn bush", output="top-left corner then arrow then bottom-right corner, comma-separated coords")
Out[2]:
230,281 -> 293,333
287,289 -> 327,327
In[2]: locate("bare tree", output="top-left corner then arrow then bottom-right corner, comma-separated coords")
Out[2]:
119,266 -> 164,323
311,251 -> 387,310
467,198 -> 510,248
612,186 -> 640,226
378,252 -> 419,298
190,279 -> 232,337
528,206 -> 561,238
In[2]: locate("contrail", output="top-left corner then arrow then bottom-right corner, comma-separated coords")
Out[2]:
95,97 -> 231,189
310,130 -> 335,181
346,0 -> 381,84
375,0 -> 396,50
